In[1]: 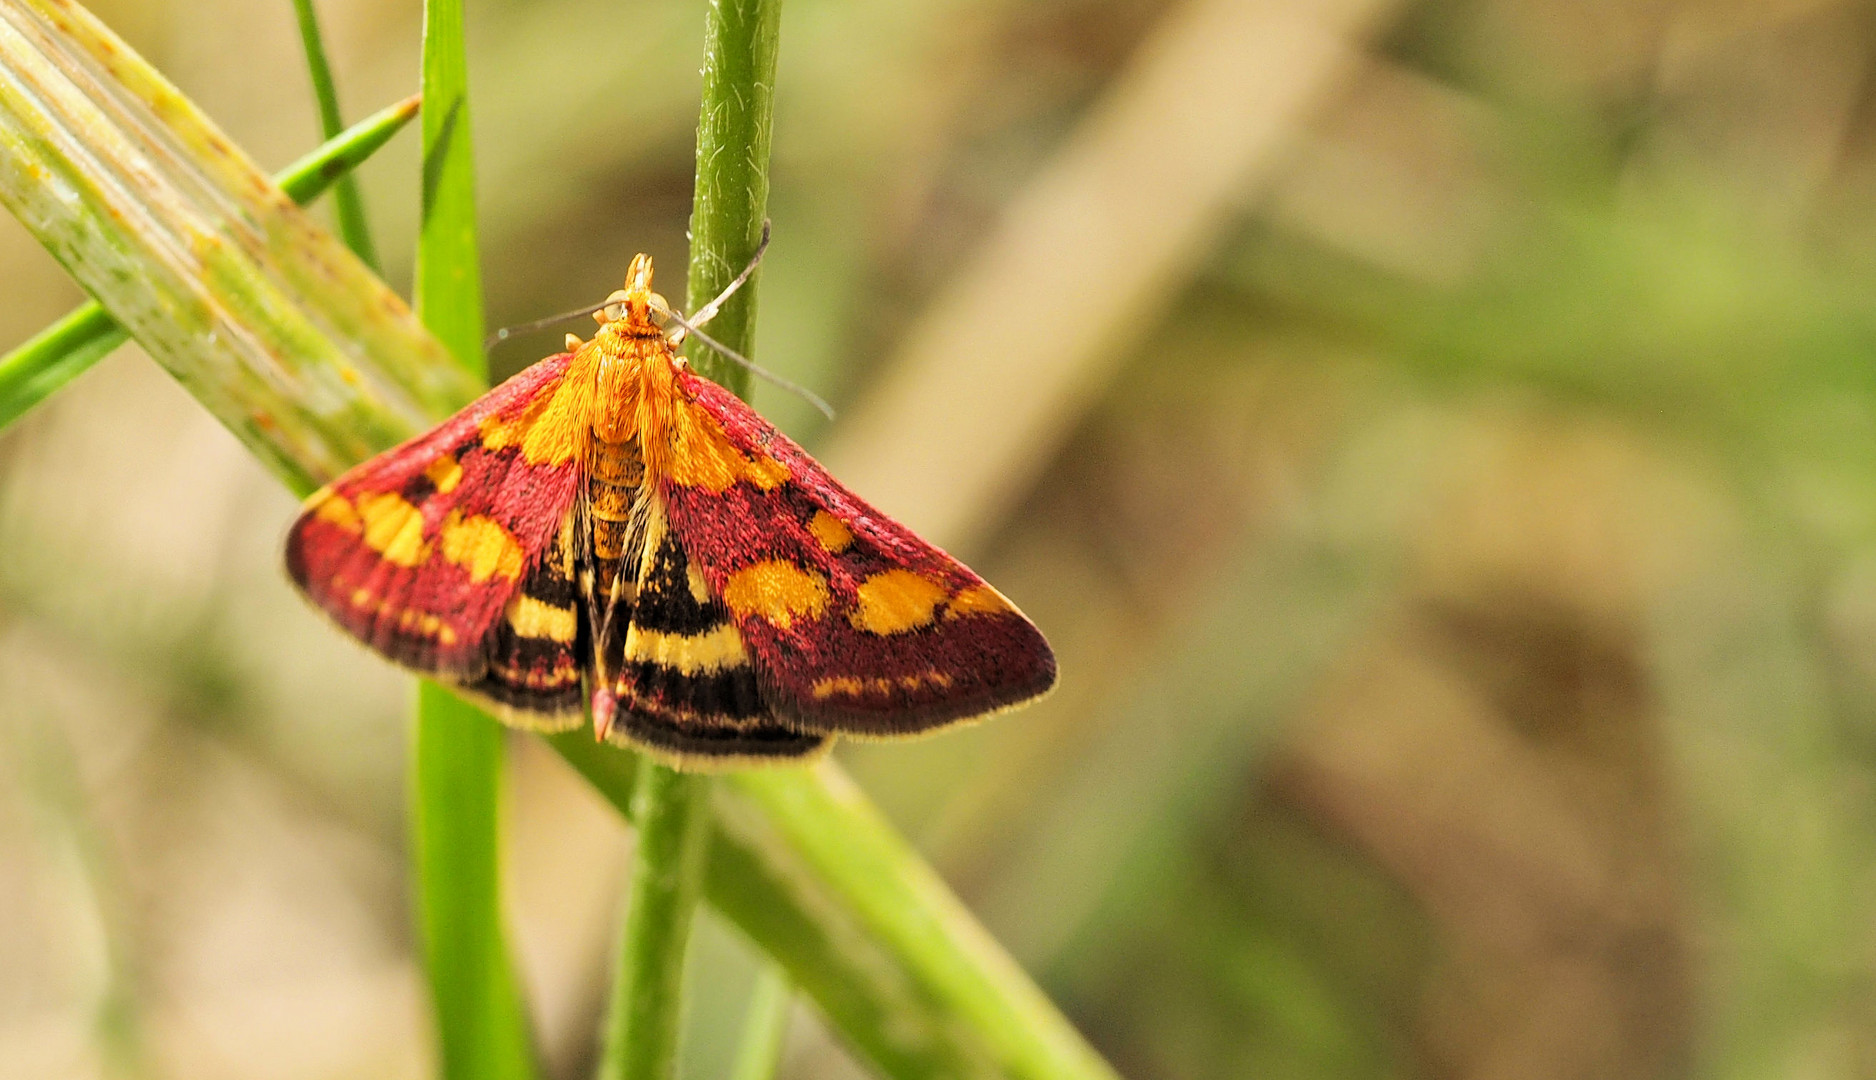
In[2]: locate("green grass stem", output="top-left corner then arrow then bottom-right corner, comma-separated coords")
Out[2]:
412,684 -> 538,1080
683,0 -> 782,392
290,0 -> 378,269
412,2 -> 537,1079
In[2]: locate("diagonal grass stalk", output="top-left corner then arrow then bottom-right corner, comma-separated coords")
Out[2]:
0,93 -> 418,431
548,738 -> 1123,1080
0,0 -> 474,495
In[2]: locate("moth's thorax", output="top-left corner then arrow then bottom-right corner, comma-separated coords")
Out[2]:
577,254 -> 679,474
589,320 -> 684,480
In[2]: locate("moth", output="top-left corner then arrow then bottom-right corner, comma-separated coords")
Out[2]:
286,253 -> 1056,768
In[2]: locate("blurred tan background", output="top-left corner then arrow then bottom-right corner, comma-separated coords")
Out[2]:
6,0 -> 1876,1077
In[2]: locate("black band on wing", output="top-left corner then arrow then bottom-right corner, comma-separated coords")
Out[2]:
609,707 -> 829,762
458,510 -> 587,721
602,508 -> 815,761
632,529 -> 733,635
619,659 -> 765,721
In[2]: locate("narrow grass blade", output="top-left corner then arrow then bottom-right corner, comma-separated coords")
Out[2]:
290,0 -> 378,269
411,2 -> 538,1079
415,0 -> 484,369
0,92 -> 418,432
0,303 -> 123,430
413,683 -> 538,1080
599,761 -> 713,1080
728,965 -> 793,1080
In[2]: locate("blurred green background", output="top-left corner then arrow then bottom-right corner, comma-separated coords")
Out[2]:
6,0 -> 1876,1077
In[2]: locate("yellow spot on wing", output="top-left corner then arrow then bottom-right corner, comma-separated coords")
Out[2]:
313,491 -> 361,533
439,512 -> 525,582
810,670 -> 953,699
685,562 -> 712,606
665,399 -> 792,493
424,454 -> 463,494
344,586 -> 459,645
357,491 -> 428,566
721,561 -> 829,629
743,454 -> 790,490
508,594 -> 578,643
812,676 -> 864,699
623,623 -> 749,674
490,655 -> 580,688
850,570 -> 948,635
479,349 -> 593,466
944,583 -> 1014,619
808,511 -> 853,553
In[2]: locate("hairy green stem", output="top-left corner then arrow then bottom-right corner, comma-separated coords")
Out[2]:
0,93 -> 418,432
599,761 -> 714,1080
683,0 -> 783,391
596,1 -> 785,1075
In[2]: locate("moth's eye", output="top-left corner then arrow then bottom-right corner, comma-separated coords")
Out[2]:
596,290 -> 633,324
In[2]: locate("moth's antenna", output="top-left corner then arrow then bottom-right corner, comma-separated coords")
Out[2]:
481,221 -> 772,351
660,304 -> 835,421
484,301 -> 608,351
687,220 -> 772,330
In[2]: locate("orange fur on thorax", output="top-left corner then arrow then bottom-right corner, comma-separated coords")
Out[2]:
500,254 -> 793,493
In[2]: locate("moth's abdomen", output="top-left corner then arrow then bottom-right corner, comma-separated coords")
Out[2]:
587,433 -> 646,603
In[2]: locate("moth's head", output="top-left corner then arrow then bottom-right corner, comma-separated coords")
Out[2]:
593,253 -> 668,337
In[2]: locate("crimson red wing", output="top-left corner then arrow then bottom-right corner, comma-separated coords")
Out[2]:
286,354 -> 587,721
660,371 -> 1056,736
